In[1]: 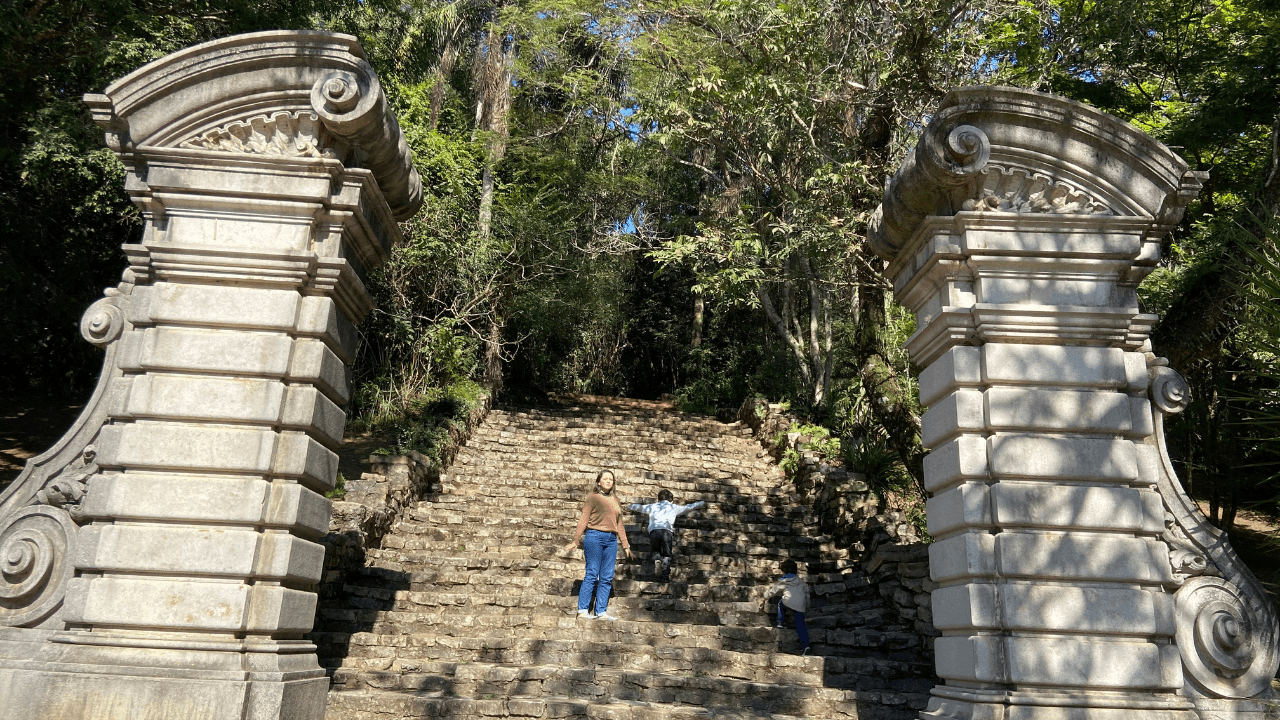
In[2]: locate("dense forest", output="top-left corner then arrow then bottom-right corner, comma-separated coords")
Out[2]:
2,0 -> 1279,530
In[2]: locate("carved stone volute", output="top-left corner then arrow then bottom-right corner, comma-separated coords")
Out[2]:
1144,360 -> 1280,700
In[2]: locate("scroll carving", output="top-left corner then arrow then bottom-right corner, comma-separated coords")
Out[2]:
79,293 -> 126,346
1177,577 -> 1278,698
309,67 -> 422,221
0,505 -> 78,628
869,123 -> 992,258
1147,361 -> 1280,699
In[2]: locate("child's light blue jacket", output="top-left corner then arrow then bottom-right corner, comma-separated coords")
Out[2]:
627,500 -> 706,532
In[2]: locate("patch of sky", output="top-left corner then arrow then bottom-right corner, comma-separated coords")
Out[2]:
973,54 -> 1001,75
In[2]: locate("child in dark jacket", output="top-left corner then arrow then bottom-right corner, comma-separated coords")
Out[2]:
763,559 -> 811,654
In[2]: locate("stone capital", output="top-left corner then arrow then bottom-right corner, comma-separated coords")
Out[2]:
870,85 -> 1204,265
83,30 -> 422,223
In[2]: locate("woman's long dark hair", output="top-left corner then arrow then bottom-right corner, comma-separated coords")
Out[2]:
593,469 -> 618,499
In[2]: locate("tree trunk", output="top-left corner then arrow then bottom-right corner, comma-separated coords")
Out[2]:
485,322 -> 504,393
1252,110 -> 1280,225
478,164 -> 496,240
474,24 -> 513,240
691,295 -> 704,348
428,23 -> 461,132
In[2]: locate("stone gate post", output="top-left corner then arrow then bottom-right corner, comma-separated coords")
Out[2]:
0,31 -> 420,720
870,87 -> 1278,719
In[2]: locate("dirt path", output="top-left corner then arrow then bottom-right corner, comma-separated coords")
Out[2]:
1196,501 -> 1280,609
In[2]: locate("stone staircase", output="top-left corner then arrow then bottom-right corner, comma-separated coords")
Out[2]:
312,397 -> 935,719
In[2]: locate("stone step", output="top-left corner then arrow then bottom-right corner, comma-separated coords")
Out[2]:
452,445 -> 772,465
334,641 -> 828,687
325,664 -> 925,718
312,617 -> 801,659
456,445 -> 770,469
434,481 -> 787,506
455,431 -> 763,451
440,474 -> 782,498
315,618 -> 922,670
464,421 -> 755,435
464,427 -> 759,446
316,603 -> 924,656
313,622 -> 793,661
329,573 -> 870,605
319,601 -> 918,640
425,474 -> 790,492
390,518 -> 805,541
382,529 -> 817,555
326,624 -> 928,673
332,594 -> 767,626
406,500 -> 812,526
323,573 -> 895,620
357,552 -> 854,584
375,535 -> 831,562
485,408 -> 751,430
324,689 -> 836,720
362,549 -> 840,582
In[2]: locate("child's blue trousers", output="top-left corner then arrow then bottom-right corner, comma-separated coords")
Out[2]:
777,603 -> 809,649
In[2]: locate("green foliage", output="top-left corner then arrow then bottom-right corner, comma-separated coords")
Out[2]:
1234,233 -> 1280,486
633,0 -> 1007,409
352,378 -> 485,461
776,423 -> 841,478
327,473 -> 347,500
845,437 -> 916,494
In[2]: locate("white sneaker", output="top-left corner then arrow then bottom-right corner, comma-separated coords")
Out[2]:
595,613 -> 619,621
577,609 -> 594,618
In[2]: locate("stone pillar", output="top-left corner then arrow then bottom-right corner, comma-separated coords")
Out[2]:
0,31 -> 420,720
870,87 -> 1278,720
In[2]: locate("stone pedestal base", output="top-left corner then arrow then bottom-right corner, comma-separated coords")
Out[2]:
0,630 -> 327,720
922,688 -> 1199,720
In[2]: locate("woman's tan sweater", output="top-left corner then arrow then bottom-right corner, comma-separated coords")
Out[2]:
571,493 -> 630,551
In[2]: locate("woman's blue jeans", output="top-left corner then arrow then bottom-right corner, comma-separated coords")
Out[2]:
577,528 -> 618,615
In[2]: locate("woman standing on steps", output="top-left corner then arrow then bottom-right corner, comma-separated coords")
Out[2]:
563,470 -> 632,621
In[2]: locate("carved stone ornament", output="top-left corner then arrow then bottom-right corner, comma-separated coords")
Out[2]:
180,110 -> 337,158
83,30 -> 424,221
868,86 -> 1200,261
1162,512 -> 1211,586
79,294 -> 126,346
1147,362 -> 1280,699
959,163 -> 1114,216
35,445 -> 97,519
1176,577 -> 1278,698
0,505 -> 78,628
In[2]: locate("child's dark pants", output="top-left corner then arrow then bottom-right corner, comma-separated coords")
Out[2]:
776,603 -> 809,649
649,529 -> 673,580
